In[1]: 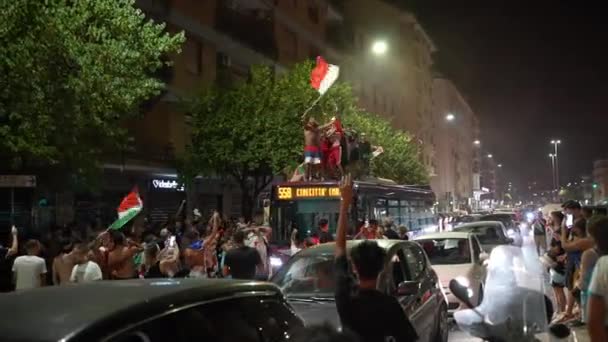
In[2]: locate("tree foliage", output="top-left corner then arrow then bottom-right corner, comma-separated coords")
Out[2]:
0,0 -> 184,182
185,61 -> 427,218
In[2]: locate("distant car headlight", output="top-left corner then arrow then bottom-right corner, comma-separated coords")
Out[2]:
270,256 -> 283,267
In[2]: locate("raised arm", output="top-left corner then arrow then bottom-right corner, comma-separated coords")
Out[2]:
336,174 -> 353,257
7,225 -> 18,257
204,212 -> 221,245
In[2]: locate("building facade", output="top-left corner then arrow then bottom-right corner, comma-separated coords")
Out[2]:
429,77 -> 480,212
327,0 -> 437,173
55,0 -> 333,225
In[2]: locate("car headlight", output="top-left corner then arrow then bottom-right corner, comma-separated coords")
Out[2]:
270,256 -> 283,267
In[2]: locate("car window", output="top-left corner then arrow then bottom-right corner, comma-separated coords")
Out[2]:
403,245 -> 425,280
417,238 -> 471,265
108,296 -> 300,342
456,225 -> 504,244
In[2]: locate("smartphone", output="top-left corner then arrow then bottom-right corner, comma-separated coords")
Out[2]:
566,214 -> 574,228
168,236 -> 176,248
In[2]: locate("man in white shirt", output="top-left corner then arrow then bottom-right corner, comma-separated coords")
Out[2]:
70,242 -> 102,283
12,239 -> 46,290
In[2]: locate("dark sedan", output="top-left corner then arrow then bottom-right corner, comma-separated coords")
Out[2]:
272,240 -> 449,342
0,279 -> 303,342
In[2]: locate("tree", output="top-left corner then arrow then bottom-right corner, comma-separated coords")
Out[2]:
0,0 -> 184,185
342,111 -> 428,184
185,61 -> 427,219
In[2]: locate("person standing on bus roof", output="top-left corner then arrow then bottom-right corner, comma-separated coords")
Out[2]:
319,219 -> 334,244
303,117 -> 322,181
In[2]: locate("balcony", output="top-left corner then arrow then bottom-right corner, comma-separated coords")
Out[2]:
215,2 -> 277,60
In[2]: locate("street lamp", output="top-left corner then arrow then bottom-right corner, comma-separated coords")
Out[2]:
487,154 -> 493,158
497,164 -> 503,168
445,113 -> 455,122
551,139 -> 561,189
371,40 -> 388,55
549,153 -> 556,193
473,140 -> 481,146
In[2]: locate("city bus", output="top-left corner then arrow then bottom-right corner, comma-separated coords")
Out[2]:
269,178 -> 437,242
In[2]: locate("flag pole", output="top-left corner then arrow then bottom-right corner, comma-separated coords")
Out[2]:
301,93 -> 324,120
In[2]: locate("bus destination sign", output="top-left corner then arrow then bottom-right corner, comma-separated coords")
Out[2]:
276,186 -> 340,200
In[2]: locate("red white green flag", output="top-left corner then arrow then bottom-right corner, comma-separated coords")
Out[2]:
108,187 -> 143,230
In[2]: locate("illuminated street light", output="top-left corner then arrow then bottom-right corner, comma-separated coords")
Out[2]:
497,164 -> 503,168
473,140 -> 481,146
371,40 -> 388,55
445,113 -> 455,122
487,154 -> 493,158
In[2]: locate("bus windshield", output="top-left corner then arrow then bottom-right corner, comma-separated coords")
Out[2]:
271,199 -> 340,242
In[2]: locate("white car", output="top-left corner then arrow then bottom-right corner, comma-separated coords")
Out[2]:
452,221 -> 519,252
415,232 -> 488,315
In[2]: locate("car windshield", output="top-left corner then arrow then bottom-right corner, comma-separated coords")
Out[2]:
272,253 -> 339,298
417,238 -> 471,265
481,215 -> 514,227
454,225 -> 504,244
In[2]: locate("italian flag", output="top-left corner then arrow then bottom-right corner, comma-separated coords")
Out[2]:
108,188 -> 143,230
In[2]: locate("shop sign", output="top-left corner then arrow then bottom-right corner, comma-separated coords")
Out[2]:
152,179 -> 184,191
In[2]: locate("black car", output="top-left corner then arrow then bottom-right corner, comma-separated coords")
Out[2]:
0,279 -> 303,342
272,240 -> 449,342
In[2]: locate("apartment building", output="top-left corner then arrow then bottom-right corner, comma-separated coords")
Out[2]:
430,76 -> 480,212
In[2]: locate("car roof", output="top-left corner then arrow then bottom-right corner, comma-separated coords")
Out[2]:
296,239 -> 411,257
414,232 -> 472,240
0,279 -> 280,342
454,221 -> 504,229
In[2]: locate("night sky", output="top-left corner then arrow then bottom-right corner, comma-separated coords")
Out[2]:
404,1 -> 608,190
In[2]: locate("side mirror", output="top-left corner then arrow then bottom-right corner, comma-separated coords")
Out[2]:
448,279 -> 474,309
397,280 -> 420,296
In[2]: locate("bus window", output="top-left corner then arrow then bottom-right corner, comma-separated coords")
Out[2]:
295,200 -> 340,235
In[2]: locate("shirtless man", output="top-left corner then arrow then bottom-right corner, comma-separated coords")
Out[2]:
183,211 -> 221,278
107,230 -> 142,280
303,117 -> 321,181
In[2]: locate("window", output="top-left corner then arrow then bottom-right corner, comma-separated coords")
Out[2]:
109,296 -> 301,342
403,245 -> 425,280
184,38 -> 202,75
308,5 -> 319,23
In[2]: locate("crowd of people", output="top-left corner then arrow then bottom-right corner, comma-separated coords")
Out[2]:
0,210 -> 279,292
532,200 -> 608,341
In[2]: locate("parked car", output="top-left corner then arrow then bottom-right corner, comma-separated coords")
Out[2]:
272,240 -> 449,342
0,279 -> 303,342
414,232 -> 488,315
453,221 -> 518,251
